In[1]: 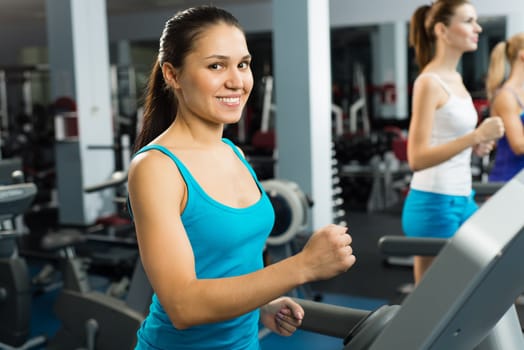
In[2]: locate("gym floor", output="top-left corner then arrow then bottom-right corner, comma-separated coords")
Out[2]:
23,205 -> 412,350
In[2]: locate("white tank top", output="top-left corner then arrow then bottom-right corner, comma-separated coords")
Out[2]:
410,73 -> 478,196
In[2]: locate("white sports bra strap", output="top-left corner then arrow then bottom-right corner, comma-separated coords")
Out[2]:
420,73 -> 452,96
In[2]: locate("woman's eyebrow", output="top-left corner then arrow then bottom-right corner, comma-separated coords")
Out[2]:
204,54 -> 252,60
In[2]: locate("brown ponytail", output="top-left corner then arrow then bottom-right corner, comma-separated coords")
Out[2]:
133,61 -> 176,152
410,5 -> 433,70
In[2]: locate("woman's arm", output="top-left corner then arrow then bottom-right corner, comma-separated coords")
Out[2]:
128,153 -> 355,330
492,90 -> 524,155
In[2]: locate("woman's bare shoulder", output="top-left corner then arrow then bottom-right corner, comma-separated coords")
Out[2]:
128,149 -> 179,185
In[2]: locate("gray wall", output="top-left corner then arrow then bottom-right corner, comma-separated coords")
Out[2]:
0,0 -> 522,65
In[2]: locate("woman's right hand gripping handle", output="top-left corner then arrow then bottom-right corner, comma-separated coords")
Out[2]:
474,116 -> 505,144
298,224 -> 356,282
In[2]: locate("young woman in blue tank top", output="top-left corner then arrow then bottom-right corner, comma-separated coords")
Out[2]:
126,6 -> 356,350
485,32 -> 524,182
403,0 -> 505,284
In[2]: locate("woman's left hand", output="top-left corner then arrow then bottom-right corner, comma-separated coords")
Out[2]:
260,296 -> 304,336
474,140 -> 495,157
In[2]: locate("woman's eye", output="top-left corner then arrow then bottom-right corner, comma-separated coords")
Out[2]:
239,61 -> 250,69
209,63 -> 223,70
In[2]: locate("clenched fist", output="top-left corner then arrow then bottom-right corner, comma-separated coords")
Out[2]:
298,224 -> 356,282
474,117 -> 504,144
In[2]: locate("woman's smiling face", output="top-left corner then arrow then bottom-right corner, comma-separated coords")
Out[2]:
171,22 -> 253,126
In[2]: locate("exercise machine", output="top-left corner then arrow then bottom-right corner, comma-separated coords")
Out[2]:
472,181 -> 505,203
83,170 -> 138,288
83,169 -> 133,243
41,227 -> 152,350
349,62 -> 370,136
0,181 -> 47,349
293,168 -> 524,349
262,179 -> 312,250
40,170 -> 152,350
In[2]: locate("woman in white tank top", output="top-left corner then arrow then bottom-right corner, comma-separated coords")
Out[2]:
403,0 -> 505,284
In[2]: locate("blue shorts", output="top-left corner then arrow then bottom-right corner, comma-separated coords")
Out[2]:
401,188 -> 478,238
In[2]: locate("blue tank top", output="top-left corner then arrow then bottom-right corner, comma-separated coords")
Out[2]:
489,90 -> 524,182
132,138 -> 275,350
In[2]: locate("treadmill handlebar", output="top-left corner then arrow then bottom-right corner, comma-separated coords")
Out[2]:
293,297 -> 370,339
472,181 -> 504,196
378,235 -> 446,257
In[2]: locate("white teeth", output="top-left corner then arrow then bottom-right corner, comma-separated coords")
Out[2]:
217,97 -> 240,103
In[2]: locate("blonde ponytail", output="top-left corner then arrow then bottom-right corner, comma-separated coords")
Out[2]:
485,42 -> 507,101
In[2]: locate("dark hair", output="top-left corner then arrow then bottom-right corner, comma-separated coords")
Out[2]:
409,0 -> 471,70
134,6 -> 243,151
